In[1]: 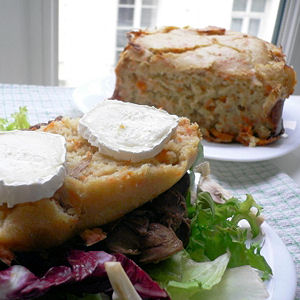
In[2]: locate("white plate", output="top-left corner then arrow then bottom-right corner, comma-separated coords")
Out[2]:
73,79 -> 300,162
203,96 -> 300,162
73,74 -> 116,114
261,222 -> 297,300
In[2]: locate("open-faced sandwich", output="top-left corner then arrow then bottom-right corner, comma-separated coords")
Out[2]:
0,101 -> 272,300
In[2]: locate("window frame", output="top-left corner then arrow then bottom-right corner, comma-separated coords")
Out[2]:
231,0 -> 269,37
274,0 -> 300,94
274,0 -> 300,62
115,0 -> 158,62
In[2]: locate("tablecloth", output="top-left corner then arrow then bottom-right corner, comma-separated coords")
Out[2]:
0,83 -> 299,299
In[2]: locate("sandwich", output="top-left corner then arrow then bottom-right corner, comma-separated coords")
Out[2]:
0,101 -> 271,299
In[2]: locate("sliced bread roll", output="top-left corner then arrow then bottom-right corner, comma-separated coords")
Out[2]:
0,116 -> 200,252
42,117 -> 200,230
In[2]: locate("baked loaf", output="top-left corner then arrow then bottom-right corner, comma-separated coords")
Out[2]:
113,26 -> 297,146
0,117 -> 200,252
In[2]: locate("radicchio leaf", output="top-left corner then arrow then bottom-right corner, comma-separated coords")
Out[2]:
0,251 -> 170,300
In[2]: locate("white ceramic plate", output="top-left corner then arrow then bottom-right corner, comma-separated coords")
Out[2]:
261,222 -> 297,300
73,74 -> 116,114
73,79 -> 300,162
203,96 -> 300,162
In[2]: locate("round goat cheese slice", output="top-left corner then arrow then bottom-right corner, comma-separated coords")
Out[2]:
78,100 -> 179,162
0,130 -> 66,208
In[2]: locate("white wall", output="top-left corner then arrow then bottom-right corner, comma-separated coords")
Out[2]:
59,0 -> 118,87
156,0 -> 233,29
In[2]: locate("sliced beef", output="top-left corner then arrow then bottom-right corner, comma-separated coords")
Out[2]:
139,223 -> 183,264
150,190 -> 188,232
103,173 -> 191,264
104,223 -> 141,256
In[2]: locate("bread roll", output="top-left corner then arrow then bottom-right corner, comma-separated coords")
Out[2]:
0,117 -> 200,251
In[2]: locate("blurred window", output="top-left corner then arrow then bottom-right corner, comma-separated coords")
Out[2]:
231,18 -> 243,31
230,0 -> 279,40
248,18 -> 261,36
251,0 -> 266,12
115,0 -> 157,63
233,0 -> 247,11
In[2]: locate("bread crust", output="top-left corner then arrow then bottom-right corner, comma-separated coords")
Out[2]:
113,26 -> 297,146
0,117 -> 200,252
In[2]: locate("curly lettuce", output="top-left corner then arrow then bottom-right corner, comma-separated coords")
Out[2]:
186,191 -> 272,280
0,106 -> 30,131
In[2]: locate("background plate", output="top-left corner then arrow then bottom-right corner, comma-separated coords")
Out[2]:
203,96 -> 300,162
73,74 -> 115,114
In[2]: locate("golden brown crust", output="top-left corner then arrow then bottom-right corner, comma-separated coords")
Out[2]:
0,117 -> 200,252
0,197 -> 78,251
113,26 -> 297,146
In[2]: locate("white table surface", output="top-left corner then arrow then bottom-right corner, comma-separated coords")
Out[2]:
274,144 -> 300,186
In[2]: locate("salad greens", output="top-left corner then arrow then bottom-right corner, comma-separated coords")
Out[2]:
191,266 -> 269,300
146,251 -> 230,299
186,192 -> 272,280
0,106 -> 30,130
145,191 -> 272,300
147,252 -> 268,300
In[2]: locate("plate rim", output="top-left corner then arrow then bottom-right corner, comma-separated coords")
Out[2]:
262,222 -> 297,300
203,97 -> 300,162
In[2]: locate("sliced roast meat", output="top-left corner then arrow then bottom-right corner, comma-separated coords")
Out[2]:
150,190 -> 187,232
139,223 -> 183,264
104,173 -> 191,264
105,223 -> 141,256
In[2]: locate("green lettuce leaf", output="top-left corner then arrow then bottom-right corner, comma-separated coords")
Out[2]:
0,106 -> 30,130
191,265 -> 269,300
186,192 -> 272,280
146,251 -> 230,300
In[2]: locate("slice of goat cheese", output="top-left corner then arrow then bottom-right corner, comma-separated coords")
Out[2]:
78,99 -> 179,162
0,130 -> 66,208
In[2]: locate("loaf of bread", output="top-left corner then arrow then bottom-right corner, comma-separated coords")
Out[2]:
0,117 -> 200,251
112,26 -> 297,146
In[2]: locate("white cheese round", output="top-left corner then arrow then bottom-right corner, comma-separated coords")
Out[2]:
78,100 -> 179,162
0,130 -> 67,208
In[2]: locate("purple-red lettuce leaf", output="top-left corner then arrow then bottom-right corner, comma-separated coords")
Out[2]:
0,250 -> 170,300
